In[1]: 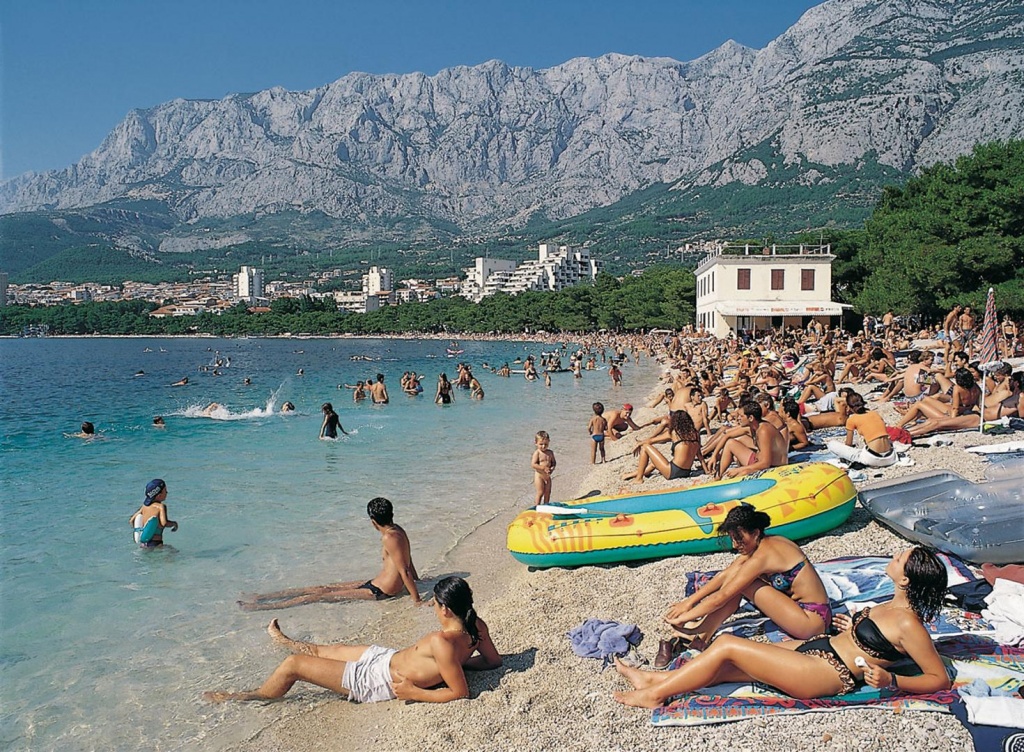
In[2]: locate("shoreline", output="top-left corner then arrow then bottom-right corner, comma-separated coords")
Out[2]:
227,358 -> 1007,752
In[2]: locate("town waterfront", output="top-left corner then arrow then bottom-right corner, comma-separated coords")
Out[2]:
0,336 -> 650,750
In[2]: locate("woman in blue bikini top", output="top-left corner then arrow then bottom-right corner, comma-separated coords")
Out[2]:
663,503 -> 832,652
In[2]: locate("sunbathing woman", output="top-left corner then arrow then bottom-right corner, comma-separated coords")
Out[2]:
661,504 -> 831,657
895,368 -> 979,435
206,576 -> 501,704
617,547 -> 949,707
623,410 -> 709,484
826,392 -> 896,467
904,367 -> 1019,437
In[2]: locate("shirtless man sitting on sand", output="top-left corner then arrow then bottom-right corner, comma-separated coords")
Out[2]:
238,497 -> 422,610
207,577 -> 501,704
716,402 -> 789,479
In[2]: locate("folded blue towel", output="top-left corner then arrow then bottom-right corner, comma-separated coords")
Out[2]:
567,618 -> 643,668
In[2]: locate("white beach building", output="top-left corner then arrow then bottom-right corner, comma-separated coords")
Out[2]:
694,244 -> 850,338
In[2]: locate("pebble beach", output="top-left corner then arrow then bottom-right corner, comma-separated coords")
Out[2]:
226,359 -> 1011,752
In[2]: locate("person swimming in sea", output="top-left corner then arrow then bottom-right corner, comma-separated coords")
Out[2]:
319,402 -> 348,439
129,479 -> 178,548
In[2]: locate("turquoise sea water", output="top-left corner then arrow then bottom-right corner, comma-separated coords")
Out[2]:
0,336 -> 651,750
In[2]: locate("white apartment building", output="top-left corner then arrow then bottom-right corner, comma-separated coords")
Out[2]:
462,243 -> 603,301
694,244 -> 850,338
461,258 -> 518,303
235,265 -> 264,304
363,265 -> 394,303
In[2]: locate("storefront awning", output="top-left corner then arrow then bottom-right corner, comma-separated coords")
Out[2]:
713,301 -> 850,317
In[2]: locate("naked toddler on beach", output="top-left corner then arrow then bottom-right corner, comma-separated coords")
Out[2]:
531,430 -> 556,505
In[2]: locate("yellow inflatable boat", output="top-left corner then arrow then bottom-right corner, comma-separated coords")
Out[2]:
507,462 -> 856,568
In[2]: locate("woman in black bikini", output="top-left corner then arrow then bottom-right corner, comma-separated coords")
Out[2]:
616,546 -> 949,707
435,373 -> 455,404
622,410 -> 708,484
661,505 -> 831,661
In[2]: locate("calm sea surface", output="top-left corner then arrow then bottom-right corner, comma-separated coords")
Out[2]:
0,336 -> 652,750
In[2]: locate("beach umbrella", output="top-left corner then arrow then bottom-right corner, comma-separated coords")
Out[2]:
977,287 -> 999,433
977,287 -> 998,365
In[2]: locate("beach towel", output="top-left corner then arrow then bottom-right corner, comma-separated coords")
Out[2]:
649,641 -> 1024,727
683,555 -> 988,643
684,554 -> 976,608
567,618 -> 642,667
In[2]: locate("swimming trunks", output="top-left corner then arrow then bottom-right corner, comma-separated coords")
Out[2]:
341,645 -> 398,703
769,560 -> 806,592
852,607 -> 906,662
794,636 -> 857,694
592,434 -> 605,443
358,580 -> 394,601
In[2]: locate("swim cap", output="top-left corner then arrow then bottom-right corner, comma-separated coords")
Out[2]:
144,479 -> 166,505
623,404 -> 633,411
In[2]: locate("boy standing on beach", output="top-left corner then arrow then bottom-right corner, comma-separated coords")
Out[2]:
531,431 -> 556,504
588,403 -> 608,464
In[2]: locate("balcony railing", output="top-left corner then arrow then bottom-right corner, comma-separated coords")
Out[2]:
699,243 -> 831,267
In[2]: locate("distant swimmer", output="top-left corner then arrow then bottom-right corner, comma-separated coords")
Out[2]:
297,368 -> 304,376
280,402 -> 295,413
238,497 -> 422,610
243,377 -> 251,386
129,479 -> 178,548
171,377 -> 189,387
469,376 -> 484,400
369,373 -> 389,404
207,576 -> 500,704
134,370 -> 145,377
66,421 -> 97,439
153,416 -> 166,428
435,373 -> 455,404
320,402 -> 348,439
202,403 -> 223,416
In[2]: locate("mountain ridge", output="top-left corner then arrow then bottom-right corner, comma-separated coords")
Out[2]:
1,0 -> 1022,280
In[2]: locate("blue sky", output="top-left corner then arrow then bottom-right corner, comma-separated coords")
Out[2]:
0,0 -> 821,180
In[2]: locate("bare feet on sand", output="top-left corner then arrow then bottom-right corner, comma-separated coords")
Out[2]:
267,618 -> 318,655
612,688 -> 663,708
613,656 -> 659,690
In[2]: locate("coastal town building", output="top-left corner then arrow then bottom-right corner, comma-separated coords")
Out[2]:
235,265 -> 264,304
461,243 -> 604,302
693,243 -> 850,338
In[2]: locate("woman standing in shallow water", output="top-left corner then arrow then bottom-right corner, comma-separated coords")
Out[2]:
614,547 -> 949,708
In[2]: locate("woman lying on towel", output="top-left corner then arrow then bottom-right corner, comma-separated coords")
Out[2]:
204,577 -> 501,704
661,504 -> 832,659
615,547 -> 949,708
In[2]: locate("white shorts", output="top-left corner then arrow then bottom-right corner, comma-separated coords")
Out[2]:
826,440 -> 897,468
341,645 -> 398,703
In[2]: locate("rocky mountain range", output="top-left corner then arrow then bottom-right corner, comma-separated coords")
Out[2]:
1,0 -> 1023,271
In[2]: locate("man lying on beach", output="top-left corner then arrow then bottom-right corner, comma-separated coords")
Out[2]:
207,577 -> 501,704
238,497 -> 422,610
